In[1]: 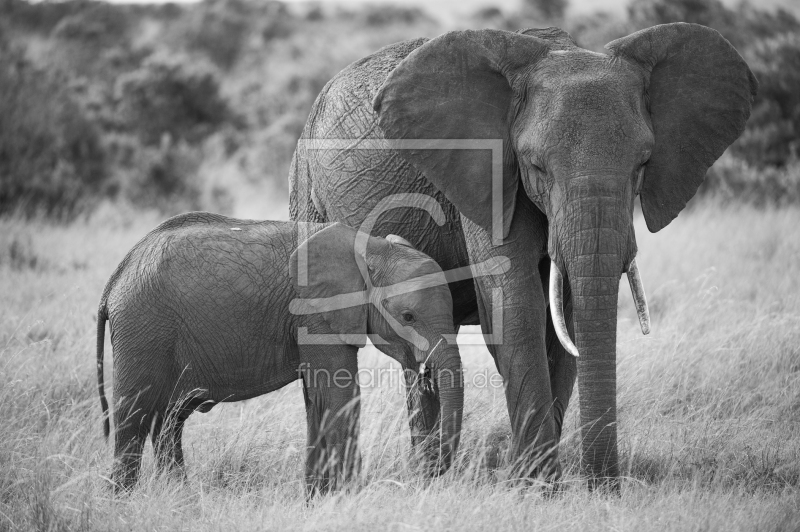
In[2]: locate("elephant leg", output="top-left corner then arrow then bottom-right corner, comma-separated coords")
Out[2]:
299,347 -> 361,497
111,394 -> 153,492
461,196 -> 559,481
540,259 -> 577,442
152,406 -> 191,478
302,383 -> 327,497
403,365 -> 441,475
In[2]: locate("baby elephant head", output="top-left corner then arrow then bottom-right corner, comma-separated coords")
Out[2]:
289,223 -> 463,470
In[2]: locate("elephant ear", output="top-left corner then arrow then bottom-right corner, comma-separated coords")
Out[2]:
373,30 -> 551,239
606,23 -> 758,233
290,223 -> 384,348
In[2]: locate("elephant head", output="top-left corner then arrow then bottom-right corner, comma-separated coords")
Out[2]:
290,222 -> 464,470
373,23 -> 757,487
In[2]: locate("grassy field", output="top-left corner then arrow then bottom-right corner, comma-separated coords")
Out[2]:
1,201 -> 799,531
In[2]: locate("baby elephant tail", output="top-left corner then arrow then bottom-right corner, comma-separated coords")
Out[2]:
97,303 -> 110,441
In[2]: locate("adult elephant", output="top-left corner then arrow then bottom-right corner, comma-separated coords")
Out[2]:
289,24 -> 757,489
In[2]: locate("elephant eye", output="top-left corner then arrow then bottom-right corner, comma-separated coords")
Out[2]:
401,311 -> 416,324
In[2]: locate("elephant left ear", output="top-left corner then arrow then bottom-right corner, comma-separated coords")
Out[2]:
606,23 -> 758,233
289,223 -> 372,348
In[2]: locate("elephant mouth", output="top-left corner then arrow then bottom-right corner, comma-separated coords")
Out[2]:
417,336 -> 445,380
548,258 -> 651,357
417,364 -> 434,393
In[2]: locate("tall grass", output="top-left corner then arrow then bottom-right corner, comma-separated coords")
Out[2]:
0,202 -> 798,530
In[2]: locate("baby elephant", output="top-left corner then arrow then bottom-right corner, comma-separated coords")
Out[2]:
96,212 -> 463,494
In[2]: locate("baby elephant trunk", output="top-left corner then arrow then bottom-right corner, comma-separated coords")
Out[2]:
428,343 -> 464,473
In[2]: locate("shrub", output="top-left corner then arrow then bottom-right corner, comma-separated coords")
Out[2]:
628,0 -> 736,32
114,52 -> 236,148
0,47 -> 108,217
50,4 -> 131,46
361,5 -> 431,27
46,2 -> 138,77
626,0 -> 799,50
732,32 -> 800,167
111,137 -> 203,213
698,154 -> 800,206
522,0 -> 569,21
174,0 -> 295,65
0,0 -> 89,35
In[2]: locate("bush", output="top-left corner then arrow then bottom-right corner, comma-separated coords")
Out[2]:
50,4 -> 131,46
114,52 -> 237,148
628,0 -> 736,33
46,2 -> 138,77
121,140 -> 203,213
260,1 -> 295,41
176,0 -> 293,67
0,48 -> 108,217
698,154 -> 800,206
732,32 -> 800,167
522,0 -> 569,21
184,11 -> 248,67
0,0 -> 89,35
361,5 -> 431,27
626,0 -> 799,50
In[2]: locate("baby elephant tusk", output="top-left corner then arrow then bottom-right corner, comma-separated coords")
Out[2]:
626,258 -> 651,335
549,261 -> 579,357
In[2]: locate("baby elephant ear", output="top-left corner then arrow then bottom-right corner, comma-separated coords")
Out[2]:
386,234 -> 414,248
290,223 -> 371,348
606,23 -> 758,233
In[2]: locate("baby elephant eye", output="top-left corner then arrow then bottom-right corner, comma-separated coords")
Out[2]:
401,311 -> 415,324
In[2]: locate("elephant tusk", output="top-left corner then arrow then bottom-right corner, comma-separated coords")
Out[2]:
626,258 -> 651,335
549,261 -> 579,357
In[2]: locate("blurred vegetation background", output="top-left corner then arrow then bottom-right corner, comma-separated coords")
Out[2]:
0,0 -> 798,220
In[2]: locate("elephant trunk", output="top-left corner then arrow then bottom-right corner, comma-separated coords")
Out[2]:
570,262 -> 622,489
430,346 -> 464,472
550,192 -> 634,491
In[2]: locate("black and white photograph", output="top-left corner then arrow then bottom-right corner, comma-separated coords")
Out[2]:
1,0 -> 799,528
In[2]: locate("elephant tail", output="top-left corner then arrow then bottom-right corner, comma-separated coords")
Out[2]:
96,303 -> 110,441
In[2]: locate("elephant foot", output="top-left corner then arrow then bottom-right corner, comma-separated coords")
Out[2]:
494,461 -> 563,495
409,434 -> 447,477
503,447 -> 563,489
109,469 -> 138,495
587,475 -> 621,495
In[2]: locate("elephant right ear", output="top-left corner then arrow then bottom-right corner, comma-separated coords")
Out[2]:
373,30 -> 551,239
290,223 -> 371,348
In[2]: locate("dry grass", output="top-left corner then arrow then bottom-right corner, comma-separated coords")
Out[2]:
1,202 -> 799,531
